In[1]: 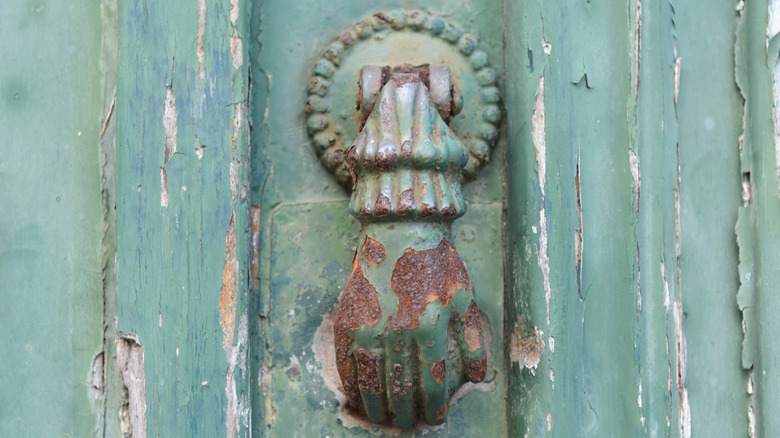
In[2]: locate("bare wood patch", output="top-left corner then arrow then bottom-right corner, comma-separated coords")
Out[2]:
117,333 -> 146,438
197,0 -> 206,79
219,212 -> 239,352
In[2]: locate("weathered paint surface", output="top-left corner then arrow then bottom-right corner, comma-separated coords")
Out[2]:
505,2 -> 642,435
116,0 -> 252,435
736,0 -> 780,435
93,1 -> 779,437
505,0 -> 754,436
677,1 -> 748,436
0,1 -> 107,436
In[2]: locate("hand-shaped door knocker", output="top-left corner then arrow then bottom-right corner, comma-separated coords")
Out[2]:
334,65 -> 487,428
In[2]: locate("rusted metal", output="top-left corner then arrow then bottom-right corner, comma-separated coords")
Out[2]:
334,257 -> 382,409
390,240 -> 470,331
355,350 -> 382,394
431,360 -> 446,384
462,300 -> 483,352
362,237 -> 386,265
333,65 -> 488,429
468,357 -> 487,383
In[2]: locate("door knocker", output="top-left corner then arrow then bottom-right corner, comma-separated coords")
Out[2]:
305,10 -> 501,429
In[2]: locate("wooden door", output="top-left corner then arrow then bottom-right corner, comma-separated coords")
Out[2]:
4,0 -> 780,437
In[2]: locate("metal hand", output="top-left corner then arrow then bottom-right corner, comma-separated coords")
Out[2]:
335,232 -> 486,428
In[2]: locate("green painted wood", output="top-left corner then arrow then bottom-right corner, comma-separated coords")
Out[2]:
676,1 -> 748,436
634,0 -> 683,435
504,1 -> 757,436
0,1 -> 107,436
505,2 -> 645,436
103,0 -> 778,436
116,0 -> 252,436
736,1 -> 780,435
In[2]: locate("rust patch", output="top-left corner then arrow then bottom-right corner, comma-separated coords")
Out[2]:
441,204 -> 456,219
392,378 -> 407,399
374,193 -> 391,216
375,148 -> 397,171
398,189 -> 414,215
346,145 -> 359,183
468,357 -> 487,383
335,257 -> 382,407
462,300 -> 483,352
355,350 -> 382,394
390,239 -> 471,330
420,203 -> 438,218
362,237 -> 385,265
437,404 -> 448,420
431,360 -> 446,384
219,213 -> 239,352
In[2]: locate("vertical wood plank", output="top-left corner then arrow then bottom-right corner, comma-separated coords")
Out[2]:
116,0 -> 252,435
0,1 -> 106,436
736,1 -> 780,435
676,0 -> 748,436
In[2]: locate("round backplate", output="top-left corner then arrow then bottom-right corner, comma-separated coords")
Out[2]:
305,10 -> 502,187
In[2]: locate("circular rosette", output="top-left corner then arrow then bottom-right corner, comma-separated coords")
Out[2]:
304,10 -> 502,188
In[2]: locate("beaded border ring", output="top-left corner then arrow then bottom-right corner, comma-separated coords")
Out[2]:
304,10 -> 502,187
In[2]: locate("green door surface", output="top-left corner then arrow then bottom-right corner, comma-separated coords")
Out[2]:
4,0 -> 780,437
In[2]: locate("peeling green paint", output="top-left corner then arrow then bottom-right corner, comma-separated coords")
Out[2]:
506,1 -> 643,435
116,0 -> 252,435
735,1 -> 780,435
505,1 -> 759,437
98,0 -> 780,436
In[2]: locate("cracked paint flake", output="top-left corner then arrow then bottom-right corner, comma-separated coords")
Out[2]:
673,49 -> 681,115
630,148 -> 641,312
219,211 -> 242,437
160,85 -> 176,208
634,0 -> 642,103
117,333 -> 146,438
160,167 -> 168,207
674,139 -> 689,437
675,298 -> 690,438
575,154 -> 583,300
90,352 -> 105,397
509,316 -> 545,371
230,104 -> 243,203
219,212 -> 239,352
771,1 -> 780,197
229,0 -> 243,71
163,85 -> 177,164
532,76 -> 551,327
197,0 -> 206,79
